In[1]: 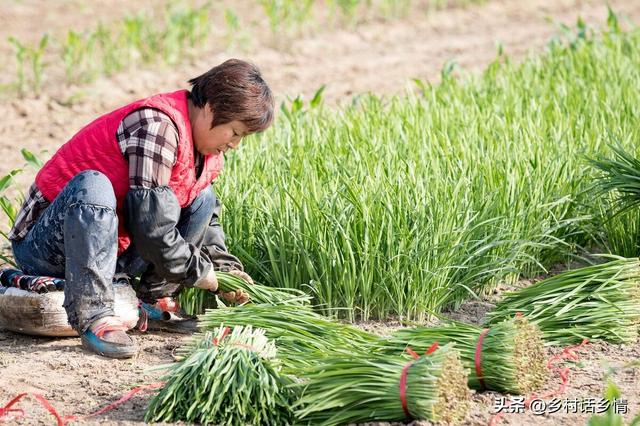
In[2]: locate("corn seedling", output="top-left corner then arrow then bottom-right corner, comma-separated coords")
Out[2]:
62,31 -> 88,83
145,325 -> 296,425
292,343 -> 471,425
0,149 -> 43,248
223,9 -> 251,51
588,378 -> 640,426
486,257 -> 640,345
381,316 -> 547,394
327,0 -> 360,25
94,24 -> 122,76
8,37 -> 26,94
260,0 -> 314,41
6,34 -> 50,94
29,35 -> 49,92
0,169 -> 24,267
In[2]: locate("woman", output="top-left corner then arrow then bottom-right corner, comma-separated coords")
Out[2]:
9,59 -> 273,358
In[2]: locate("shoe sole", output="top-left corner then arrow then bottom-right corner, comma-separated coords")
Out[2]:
81,333 -> 139,359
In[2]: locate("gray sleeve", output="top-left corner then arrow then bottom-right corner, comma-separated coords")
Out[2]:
123,186 -> 212,286
201,190 -> 245,272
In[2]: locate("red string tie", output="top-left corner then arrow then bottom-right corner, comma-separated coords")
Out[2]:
399,342 -> 440,419
212,326 -> 231,346
475,328 -> 490,390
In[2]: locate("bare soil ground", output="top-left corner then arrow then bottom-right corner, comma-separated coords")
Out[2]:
1,0 -> 640,424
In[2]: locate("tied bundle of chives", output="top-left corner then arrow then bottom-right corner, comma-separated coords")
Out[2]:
179,271 -> 311,314
485,257 -> 640,345
198,303 -> 380,369
381,316 -> 547,394
145,325 -> 296,425
292,343 -> 471,425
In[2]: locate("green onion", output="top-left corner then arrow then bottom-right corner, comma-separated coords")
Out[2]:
485,256 -> 640,345
292,343 -> 471,425
145,325 -> 296,425
381,315 -> 547,394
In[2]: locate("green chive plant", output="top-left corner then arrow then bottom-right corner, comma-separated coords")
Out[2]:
212,17 -> 640,321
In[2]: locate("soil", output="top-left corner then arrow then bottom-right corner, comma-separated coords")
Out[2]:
1,0 -> 639,425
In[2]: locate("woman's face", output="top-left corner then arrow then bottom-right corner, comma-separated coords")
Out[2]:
191,103 -> 249,156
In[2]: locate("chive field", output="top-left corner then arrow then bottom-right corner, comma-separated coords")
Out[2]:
213,17 -> 640,320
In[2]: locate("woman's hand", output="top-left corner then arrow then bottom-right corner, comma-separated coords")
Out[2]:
193,268 -> 219,291
219,289 -> 250,304
227,269 -> 254,285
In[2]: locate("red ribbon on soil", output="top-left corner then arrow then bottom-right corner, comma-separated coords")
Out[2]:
475,328 -> 490,390
399,342 -> 440,419
487,338 -> 589,426
0,383 -> 165,425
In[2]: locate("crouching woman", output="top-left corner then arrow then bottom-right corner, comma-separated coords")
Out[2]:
8,59 -> 273,358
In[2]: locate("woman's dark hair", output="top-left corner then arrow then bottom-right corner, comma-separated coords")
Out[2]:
188,59 -> 274,133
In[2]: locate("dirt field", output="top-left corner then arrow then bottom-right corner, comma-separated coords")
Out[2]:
1,0 -> 640,424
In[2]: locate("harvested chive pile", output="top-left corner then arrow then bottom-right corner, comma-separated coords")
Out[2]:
486,257 -> 640,345
144,325 -> 296,425
198,303 -> 380,370
179,271 -> 311,315
292,343 -> 470,425
381,315 -> 547,394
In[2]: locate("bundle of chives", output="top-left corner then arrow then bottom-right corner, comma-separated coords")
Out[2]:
198,303 -> 380,370
217,272 -> 311,306
292,343 -> 471,425
178,271 -> 311,315
380,315 -> 547,394
145,325 -> 296,425
485,257 -> 640,345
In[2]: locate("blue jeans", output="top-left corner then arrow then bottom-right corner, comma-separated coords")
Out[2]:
12,170 -> 215,332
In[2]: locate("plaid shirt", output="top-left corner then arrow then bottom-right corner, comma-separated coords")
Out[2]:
9,108 -> 204,240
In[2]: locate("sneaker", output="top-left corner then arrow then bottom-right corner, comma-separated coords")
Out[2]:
137,297 -> 197,334
81,316 -> 138,359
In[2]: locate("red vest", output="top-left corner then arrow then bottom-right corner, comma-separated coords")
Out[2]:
35,90 -> 224,255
